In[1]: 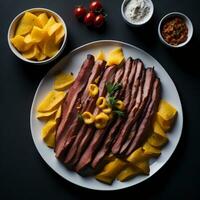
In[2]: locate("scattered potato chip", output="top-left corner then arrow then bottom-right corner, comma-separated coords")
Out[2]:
96,50 -> 105,61
55,26 -> 65,44
157,100 -> 177,131
37,13 -> 49,27
95,158 -> 127,184
134,160 -> 150,174
143,142 -> 161,157
11,35 -> 32,52
55,105 -> 62,121
41,119 -> 56,139
95,173 -> 114,185
107,47 -> 125,66
48,22 -> 62,36
53,73 -> 75,91
22,45 -> 40,59
127,147 -> 149,163
43,130 -> 56,148
37,90 -> 66,112
36,109 -> 57,120
147,121 -> 169,148
117,165 -> 140,182
15,12 -> 40,35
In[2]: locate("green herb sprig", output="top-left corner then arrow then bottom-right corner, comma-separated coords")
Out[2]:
106,82 -> 125,118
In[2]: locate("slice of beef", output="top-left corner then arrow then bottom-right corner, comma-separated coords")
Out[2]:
55,55 -> 94,157
65,65 -> 119,166
91,59 -> 143,169
111,68 -> 155,155
75,58 -> 134,172
119,85 -> 153,155
125,78 -> 161,156
56,60 -> 106,160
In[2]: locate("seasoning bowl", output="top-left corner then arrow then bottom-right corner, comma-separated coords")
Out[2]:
8,8 -> 67,65
158,12 -> 193,48
121,0 -> 154,27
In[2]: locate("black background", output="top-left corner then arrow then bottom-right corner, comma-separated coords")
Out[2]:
1,0 -> 200,199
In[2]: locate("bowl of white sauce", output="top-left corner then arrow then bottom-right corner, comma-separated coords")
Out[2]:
121,0 -> 154,26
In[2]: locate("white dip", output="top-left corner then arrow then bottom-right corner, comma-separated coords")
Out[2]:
124,0 -> 151,24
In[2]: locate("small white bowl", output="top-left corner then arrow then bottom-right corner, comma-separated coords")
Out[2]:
158,12 -> 193,48
8,8 -> 67,65
121,0 -> 154,27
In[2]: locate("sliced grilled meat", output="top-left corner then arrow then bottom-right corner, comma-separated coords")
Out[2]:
111,68 -> 155,155
75,58 -> 133,172
125,78 -> 161,156
55,55 -> 95,157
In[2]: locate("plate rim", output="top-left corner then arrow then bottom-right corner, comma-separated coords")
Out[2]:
30,39 -> 183,191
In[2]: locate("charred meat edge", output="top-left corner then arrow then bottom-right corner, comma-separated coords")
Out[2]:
55,55 -> 95,157
75,58 -> 133,172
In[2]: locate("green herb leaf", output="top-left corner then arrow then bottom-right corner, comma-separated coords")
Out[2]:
108,96 -> 117,107
78,113 -> 83,122
113,110 -> 125,118
106,82 -> 122,96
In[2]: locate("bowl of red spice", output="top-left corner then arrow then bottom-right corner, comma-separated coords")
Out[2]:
158,12 -> 193,48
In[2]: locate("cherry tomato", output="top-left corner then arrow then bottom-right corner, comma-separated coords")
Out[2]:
84,12 -> 96,26
89,1 -> 103,12
94,14 -> 105,28
74,6 -> 87,19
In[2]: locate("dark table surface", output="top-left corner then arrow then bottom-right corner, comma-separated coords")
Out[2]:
1,0 -> 200,199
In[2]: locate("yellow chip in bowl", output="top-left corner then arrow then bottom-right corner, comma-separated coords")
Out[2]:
37,13 -> 49,27
15,12 -> 41,36
55,26 -> 65,44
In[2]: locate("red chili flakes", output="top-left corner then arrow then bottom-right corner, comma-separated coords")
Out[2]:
161,17 -> 188,46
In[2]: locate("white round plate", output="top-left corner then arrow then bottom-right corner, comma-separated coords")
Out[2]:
30,40 -> 183,191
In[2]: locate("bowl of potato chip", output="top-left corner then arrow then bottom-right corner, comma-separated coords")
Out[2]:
8,8 -> 67,64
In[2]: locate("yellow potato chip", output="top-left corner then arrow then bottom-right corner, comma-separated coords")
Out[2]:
43,34 -> 59,57
55,26 -> 65,44
53,73 -> 75,91
15,12 -> 40,36
44,16 -> 56,31
134,160 -> 150,174
31,26 -> 45,43
55,105 -> 62,121
96,158 -> 127,184
107,47 -> 125,66
22,45 -> 40,59
44,130 -> 56,148
24,34 -> 36,45
36,109 -> 57,120
36,51 -> 46,61
41,119 -> 56,139
157,100 -> 177,131
143,142 -> 161,157
127,147 -> 149,164
96,50 -> 105,61
37,13 -> 49,27
117,165 -> 140,182
48,22 -> 62,36
11,35 -> 32,52
37,90 -> 66,112
95,173 -> 114,185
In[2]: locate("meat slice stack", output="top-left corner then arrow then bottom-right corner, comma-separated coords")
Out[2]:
54,55 -> 161,174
